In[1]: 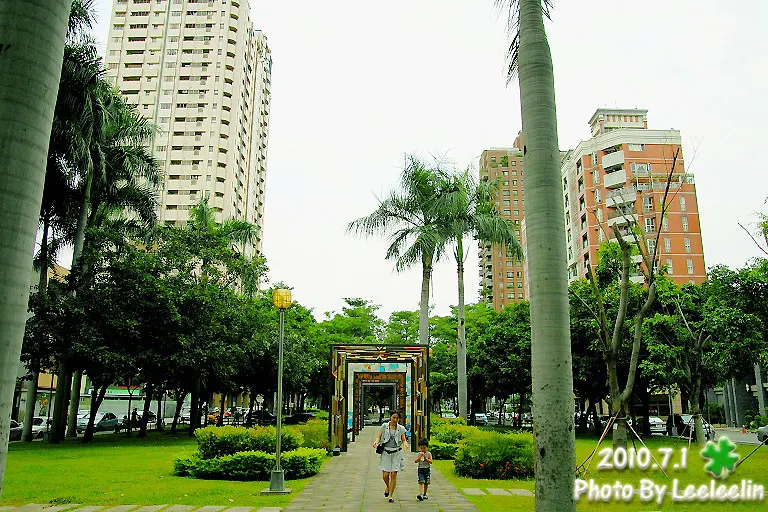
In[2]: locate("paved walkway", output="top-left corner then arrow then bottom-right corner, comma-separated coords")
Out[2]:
282,426 -> 477,512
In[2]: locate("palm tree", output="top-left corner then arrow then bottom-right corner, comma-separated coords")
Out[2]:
497,1 -> 575,510
0,0 -> 73,491
438,170 -> 523,421
347,156 -> 448,348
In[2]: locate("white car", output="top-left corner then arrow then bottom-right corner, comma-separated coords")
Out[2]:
757,424 -> 768,444
648,416 -> 666,435
680,414 -> 715,441
30,417 -> 51,439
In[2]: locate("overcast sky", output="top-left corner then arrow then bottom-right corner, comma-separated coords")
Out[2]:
92,0 -> 768,321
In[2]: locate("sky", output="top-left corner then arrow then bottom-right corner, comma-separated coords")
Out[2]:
92,0 -> 768,321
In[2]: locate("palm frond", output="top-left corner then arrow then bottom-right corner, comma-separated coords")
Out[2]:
495,0 -> 554,83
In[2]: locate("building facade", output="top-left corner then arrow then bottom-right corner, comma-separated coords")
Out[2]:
479,109 -> 707,311
104,0 -> 271,255
562,108 -> 706,285
478,144 -> 527,310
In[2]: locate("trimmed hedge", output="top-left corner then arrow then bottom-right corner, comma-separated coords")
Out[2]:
454,431 -> 533,480
194,425 -> 303,459
173,448 -> 325,480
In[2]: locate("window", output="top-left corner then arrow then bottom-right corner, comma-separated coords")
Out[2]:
591,152 -> 598,165
503,199 -> 510,206
664,237 -> 671,252
592,170 -> 600,185
684,237 -> 691,253
508,293 -> 515,299
518,293 -> 524,299
681,216 -> 689,232
513,210 -> 519,215
502,190 -> 510,196
628,143 -> 645,152
662,217 -> 668,232
594,189 -> 601,203
506,261 -> 514,267
503,209 -> 511,216
647,238 -> 656,255
680,196 -> 687,211
502,170 -> 508,176
687,259 -> 694,275
643,197 -> 654,211
644,218 -> 655,233
512,180 -> 518,186
666,259 -> 673,274
506,272 -> 513,278
517,281 -> 523,288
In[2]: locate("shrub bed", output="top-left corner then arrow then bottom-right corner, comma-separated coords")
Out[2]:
430,440 -> 460,460
454,431 -> 534,480
173,448 -> 325,481
194,425 -> 303,459
290,419 -> 331,452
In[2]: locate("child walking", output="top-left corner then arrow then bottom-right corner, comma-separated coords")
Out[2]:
414,438 -> 432,501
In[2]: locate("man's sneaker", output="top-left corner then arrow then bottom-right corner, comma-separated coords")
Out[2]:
417,494 -> 423,501
422,494 -> 429,500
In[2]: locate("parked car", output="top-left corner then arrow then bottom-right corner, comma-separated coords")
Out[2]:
679,414 -> 715,441
77,411 -> 119,433
9,420 -> 23,441
179,408 -> 192,423
30,417 -> 51,439
137,410 -> 156,423
757,424 -> 768,444
441,411 -> 457,419
474,413 -> 489,426
648,416 -> 667,435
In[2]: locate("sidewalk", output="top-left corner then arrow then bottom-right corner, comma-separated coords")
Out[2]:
282,426 -> 477,512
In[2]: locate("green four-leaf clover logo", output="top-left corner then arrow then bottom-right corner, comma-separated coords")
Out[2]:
701,437 -> 739,479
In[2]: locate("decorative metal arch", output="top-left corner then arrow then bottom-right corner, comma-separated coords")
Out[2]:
330,345 -> 429,452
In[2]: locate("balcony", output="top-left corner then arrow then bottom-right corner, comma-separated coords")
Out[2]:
605,185 -> 636,207
602,149 -> 625,169
604,169 -> 628,189
607,209 -> 638,227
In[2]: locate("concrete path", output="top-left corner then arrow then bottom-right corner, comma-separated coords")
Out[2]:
0,507 -> 281,512
282,426 -> 477,512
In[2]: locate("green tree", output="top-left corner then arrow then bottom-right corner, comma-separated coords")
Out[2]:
383,310 -> 419,345
348,156 -> 449,349
438,168 -> 522,420
498,0 -> 575,508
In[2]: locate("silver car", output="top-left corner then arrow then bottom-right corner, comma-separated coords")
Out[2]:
680,414 -> 715,440
757,424 -> 768,444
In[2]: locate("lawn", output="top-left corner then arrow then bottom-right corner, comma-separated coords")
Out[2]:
1,430 -> 321,507
435,435 -> 768,512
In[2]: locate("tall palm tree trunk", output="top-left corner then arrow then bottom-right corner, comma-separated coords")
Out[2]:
418,257 -> 432,347
0,0 -> 72,490
518,1 -> 575,510
22,218 -> 50,442
456,239 -> 468,421
64,170 -> 92,438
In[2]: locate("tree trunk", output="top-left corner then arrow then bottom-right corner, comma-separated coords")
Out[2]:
50,366 -> 70,442
138,385 -> 153,438
189,378 -> 200,436
418,257 -> 432,347
22,219 -> 51,443
456,240 -> 468,421
82,385 -> 107,442
518,1 -> 576,509
65,370 -> 83,437
156,393 -> 163,430
171,393 -> 186,433
247,392 -> 255,427
0,0 -> 71,467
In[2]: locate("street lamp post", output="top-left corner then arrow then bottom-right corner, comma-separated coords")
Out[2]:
264,288 -> 292,494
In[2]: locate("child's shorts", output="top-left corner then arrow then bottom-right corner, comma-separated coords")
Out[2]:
418,467 -> 431,484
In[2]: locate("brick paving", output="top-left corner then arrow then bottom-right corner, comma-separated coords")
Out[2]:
282,426 -> 477,512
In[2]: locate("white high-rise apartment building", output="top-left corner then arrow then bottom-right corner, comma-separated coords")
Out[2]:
104,0 -> 271,255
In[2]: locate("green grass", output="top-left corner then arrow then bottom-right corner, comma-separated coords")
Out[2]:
1,430 -> 322,507
436,436 -> 768,512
